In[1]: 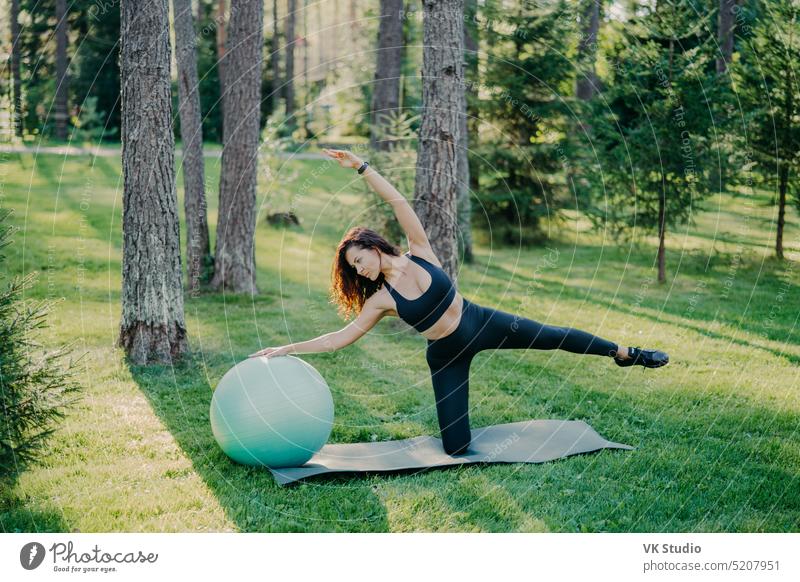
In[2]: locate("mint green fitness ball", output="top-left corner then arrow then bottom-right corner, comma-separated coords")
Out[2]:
210,355 -> 334,468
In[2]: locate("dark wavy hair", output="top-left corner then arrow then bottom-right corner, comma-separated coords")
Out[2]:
330,226 -> 401,320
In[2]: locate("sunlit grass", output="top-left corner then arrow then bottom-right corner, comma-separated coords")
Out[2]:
0,151 -> 798,532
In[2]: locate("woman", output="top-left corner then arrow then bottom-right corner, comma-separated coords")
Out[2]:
250,148 -> 669,456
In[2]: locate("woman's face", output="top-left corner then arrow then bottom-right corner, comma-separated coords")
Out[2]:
345,246 -> 379,281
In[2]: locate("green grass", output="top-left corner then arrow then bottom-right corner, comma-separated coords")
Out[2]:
1,150 -> 798,532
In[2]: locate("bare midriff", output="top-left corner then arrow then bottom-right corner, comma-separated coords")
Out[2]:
385,291 -> 464,341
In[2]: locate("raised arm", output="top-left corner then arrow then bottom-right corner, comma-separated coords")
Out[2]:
323,148 -> 430,247
248,299 -> 386,358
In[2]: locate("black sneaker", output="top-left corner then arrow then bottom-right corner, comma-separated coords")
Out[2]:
614,346 -> 669,368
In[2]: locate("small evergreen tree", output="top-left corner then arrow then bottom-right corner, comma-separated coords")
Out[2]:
731,0 -> 800,260
0,207 -> 83,489
69,95 -> 118,143
474,0 -> 578,245
577,1 -> 724,282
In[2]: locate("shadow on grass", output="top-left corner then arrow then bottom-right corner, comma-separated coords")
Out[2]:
0,490 -> 74,533
471,246 -> 800,364
126,344 -> 395,532
119,232 -> 799,531
122,296 -> 800,531
432,382 -> 800,532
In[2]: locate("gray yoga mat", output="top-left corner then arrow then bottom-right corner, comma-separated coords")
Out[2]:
268,419 -> 635,486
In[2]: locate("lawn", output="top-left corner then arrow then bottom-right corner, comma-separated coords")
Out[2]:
1,149 -> 798,532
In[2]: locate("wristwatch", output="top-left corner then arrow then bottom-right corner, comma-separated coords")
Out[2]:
357,161 -> 369,174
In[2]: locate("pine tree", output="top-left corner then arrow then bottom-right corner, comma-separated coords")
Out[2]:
0,208 -> 83,487
731,0 -> 800,260
370,0 -> 404,151
174,0 -> 214,292
475,0 -> 577,245
210,0 -> 265,293
580,0 -> 724,282
413,0 -> 464,280
118,0 -> 189,363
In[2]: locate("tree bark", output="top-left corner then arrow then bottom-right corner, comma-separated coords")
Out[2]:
55,0 -> 69,140
465,0 -> 480,222
217,0 -> 227,92
211,0 -> 264,294
271,0 -> 282,108
776,22 -> 794,261
657,192 -> 666,283
413,0 -> 464,283
776,165 -> 787,260
173,0 -> 213,293
456,86 -> 473,264
576,0 -> 600,100
316,0 -> 323,72
350,0 -> 359,37
457,0 -> 477,264
657,36 -> 675,284
285,0 -> 296,117
302,0 -> 310,137
11,0 -> 23,137
118,0 -> 188,364
716,0 -> 736,73
370,0 -> 404,150
332,0 -> 340,72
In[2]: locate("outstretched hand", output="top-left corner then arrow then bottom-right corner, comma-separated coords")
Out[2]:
248,345 -> 291,359
323,148 -> 364,170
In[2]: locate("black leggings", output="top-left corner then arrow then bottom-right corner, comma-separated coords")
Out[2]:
425,297 -> 619,455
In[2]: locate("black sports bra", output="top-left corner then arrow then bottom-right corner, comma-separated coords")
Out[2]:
383,252 -> 457,333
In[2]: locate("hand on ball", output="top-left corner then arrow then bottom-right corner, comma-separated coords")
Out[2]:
248,345 -> 291,359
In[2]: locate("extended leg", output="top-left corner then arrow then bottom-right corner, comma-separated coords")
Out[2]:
475,305 -> 619,357
427,355 -> 473,455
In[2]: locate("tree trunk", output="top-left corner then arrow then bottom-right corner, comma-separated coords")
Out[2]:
285,0 -> 296,117
576,0 -> 600,100
776,165 -> 787,260
302,0 -> 311,138
657,192 -> 666,283
271,0 -> 281,108
332,0 -> 340,72
399,3 -> 410,109
118,0 -> 188,364
316,0 -> 323,71
370,0 -> 404,150
657,36 -> 675,284
776,30 -> 794,261
456,85 -> 473,264
716,0 -> 736,73
11,0 -> 23,137
350,0 -> 359,37
211,0 -> 264,294
413,0 -> 464,283
457,0 -> 477,264
216,0 -> 227,92
174,0 -> 213,293
465,0 -> 480,219
55,0 -> 69,140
